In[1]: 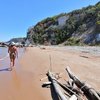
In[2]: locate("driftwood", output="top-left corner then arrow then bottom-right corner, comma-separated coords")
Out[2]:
47,71 -> 67,100
66,66 -> 100,100
46,71 -> 79,100
57,80 -> 84,100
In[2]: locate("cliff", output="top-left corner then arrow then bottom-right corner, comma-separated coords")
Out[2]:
27,2 -> 100,45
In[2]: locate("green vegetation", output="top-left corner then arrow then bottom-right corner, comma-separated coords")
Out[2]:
27,2 -> 100,45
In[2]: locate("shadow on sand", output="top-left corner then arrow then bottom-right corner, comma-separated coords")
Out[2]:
42,76 -> 59,100
50,85 -> 59,100
47,76 -> 59,100
0,67 -> 11,71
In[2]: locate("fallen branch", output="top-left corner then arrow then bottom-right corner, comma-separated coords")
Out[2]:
66,66 -> 100,100
47,71 -> 67,100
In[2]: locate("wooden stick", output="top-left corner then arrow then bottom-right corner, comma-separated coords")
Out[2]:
47,71 -> 67,100
66,66 -> 100,100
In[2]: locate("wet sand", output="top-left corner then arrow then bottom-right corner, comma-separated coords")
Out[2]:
0,46 -> 100,100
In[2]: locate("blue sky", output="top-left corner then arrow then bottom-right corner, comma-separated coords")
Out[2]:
0,0 -> 99,42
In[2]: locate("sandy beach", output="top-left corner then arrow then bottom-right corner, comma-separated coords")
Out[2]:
0,46 -> 100,100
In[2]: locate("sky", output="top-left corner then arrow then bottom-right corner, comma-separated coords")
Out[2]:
0,0 -> 100,42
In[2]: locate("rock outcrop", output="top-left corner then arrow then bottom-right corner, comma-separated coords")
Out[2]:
27,2 -> 100,45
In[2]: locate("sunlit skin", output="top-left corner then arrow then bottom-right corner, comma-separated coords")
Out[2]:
8,45 -> 18,70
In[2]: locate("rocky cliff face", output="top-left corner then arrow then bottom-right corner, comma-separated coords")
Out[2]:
27,2 -> 100,45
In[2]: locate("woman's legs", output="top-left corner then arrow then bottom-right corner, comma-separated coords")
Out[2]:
10,56 -> 15,69
12,57 -> 15,67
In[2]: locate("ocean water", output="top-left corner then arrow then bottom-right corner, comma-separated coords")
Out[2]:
0,47 -> 9,69
0,47 -> 8,57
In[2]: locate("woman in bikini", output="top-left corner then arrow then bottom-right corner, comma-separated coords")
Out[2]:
8,42 -> 18,70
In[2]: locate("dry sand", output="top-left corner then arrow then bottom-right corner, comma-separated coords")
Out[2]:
0,46 -> 100,100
